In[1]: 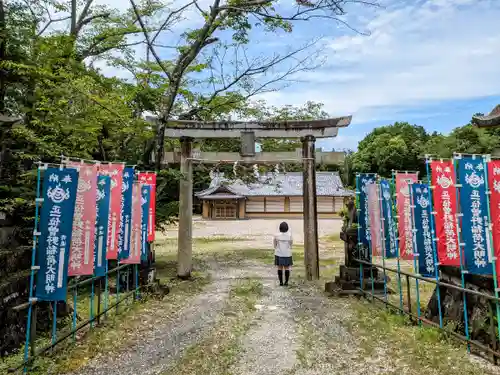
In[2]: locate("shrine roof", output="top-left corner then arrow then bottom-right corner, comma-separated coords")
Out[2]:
473,105 -> 500,127
196,172 -> 355,198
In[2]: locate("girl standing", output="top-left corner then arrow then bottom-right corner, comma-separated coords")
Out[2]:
274,221 -> 293,286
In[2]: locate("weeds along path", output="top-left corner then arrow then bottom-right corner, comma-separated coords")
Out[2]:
66,260 -> 257,375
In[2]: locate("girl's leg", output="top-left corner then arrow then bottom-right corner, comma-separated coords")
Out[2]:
277,266 -> 284,285
284,266 -> 291,286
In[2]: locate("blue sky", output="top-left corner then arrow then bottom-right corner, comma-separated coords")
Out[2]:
95,0 -> 500,151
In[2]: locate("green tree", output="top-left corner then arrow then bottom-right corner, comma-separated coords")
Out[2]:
351,122 -> 429,177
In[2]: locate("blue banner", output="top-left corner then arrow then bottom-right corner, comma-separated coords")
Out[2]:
141,185 -> 151,262
94,175 -> 110,277
118,167 -> 135,260
380,179 -> 397,258
357,173 -> 376,250
36,167 -> 79,301
458,157 -> 492,275
411,183 -> 435,277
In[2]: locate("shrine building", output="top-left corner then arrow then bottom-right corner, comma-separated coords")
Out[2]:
196,171 -> 354,220
473,105 -> 500,127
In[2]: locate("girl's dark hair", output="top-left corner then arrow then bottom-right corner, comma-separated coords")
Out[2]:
279,222 -> 289,233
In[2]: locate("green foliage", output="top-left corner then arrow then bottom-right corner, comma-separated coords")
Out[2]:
350,117 -> 500,181
351,122 -> 429,177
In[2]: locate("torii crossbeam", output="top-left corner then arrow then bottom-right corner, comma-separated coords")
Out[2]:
149,116 -> 353,281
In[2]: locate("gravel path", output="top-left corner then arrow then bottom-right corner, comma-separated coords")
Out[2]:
229,266 -> 299,375
69,263 -> 252,375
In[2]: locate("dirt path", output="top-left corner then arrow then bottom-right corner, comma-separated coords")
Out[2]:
64,216 -> 500,375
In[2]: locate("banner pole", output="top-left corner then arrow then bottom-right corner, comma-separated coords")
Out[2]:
392,171 -> 404,313
482,155 -> 500,347
452,155 -> 471,352
51,301 -> 58,347
135,264 -> 139,300
378,181 -> 389,305
355,175 -> 364,295
23,164 -> 43,374
72,285 -> 78,342
104,261 -> 109,319
408,182 -> 422,326
425,157 -> 443,328
116,267 -> 120,314
90,278 -> 95,328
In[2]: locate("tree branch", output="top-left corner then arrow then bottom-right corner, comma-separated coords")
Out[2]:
129,0 -> 172,81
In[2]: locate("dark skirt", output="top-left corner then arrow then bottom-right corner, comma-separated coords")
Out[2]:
275,255 -> 293,267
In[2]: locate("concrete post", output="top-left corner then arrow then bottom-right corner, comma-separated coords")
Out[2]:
302,135 -> 319,280
177,137 -> 193,279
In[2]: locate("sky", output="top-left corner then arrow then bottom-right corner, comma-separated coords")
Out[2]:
92,0 -> 500,151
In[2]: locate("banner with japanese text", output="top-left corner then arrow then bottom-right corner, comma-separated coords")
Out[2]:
430,161 -> 460,266
121,183 -> 141,264
138,172 -> 156,241
68,162 -> 98,276
367,183 -> 382,256
141,185 -> 151,262
118,167 -> 135,260
458,157 -> 492,274
356,174 -> 377,251
487,159 -> 500,283
380,179 -> 398,258
411,183 -> 435,277
94,175 -> 110,277
395,173 -> 418,260
98,163 -> 124,260
36,167 -> 78,301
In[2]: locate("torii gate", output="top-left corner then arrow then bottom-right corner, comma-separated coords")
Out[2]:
152,116 -> 352,280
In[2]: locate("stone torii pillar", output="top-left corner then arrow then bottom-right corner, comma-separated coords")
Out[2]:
152,117 -> 353,280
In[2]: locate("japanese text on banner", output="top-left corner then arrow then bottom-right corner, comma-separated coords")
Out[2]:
94,175 -> 110,277
99,163 -> 124,260
36,167 -> 79,301
380,179 -> 397,258
141,185 -> 151,262
357,174 -> 376,252
138,172 -> 156,242
122,182 -> 142,264
411,183 -> 436,277
67,162 -> 98,276
395,173 -> 418,260
458,157 -> 492,275
487,160 -> 500,284
430,161 -> 460,266
367,183 -> 382,256
118,167 -> 135,260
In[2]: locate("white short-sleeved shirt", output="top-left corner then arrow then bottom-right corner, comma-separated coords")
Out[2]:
273,232 -> 293,257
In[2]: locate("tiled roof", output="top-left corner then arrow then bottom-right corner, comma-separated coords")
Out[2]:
196,172 -> 354,198
473,105 -> 500,127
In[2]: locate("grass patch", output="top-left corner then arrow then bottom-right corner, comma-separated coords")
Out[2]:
349,299 -> 497,375
5,259 -> 211,375
162,279 -> 264,375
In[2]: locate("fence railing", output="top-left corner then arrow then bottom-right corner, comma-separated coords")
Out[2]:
9,262 -> 147,374
355,257 -> 500,364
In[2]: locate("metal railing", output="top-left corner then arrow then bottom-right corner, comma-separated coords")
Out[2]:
356,258 -> 500,363
8,262 -> 146,374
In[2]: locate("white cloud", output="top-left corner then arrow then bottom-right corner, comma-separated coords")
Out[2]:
256,0 -> 500,122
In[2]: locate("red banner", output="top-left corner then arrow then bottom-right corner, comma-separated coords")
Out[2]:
430,161 -> 460,266
99,163 -> 124,259
67,162 -> 98,276
138,172 -> 156,241
396,173 -> 418,260
367,183 -> 382,256
121,183 -> 142,264
488,160 -> 500,283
